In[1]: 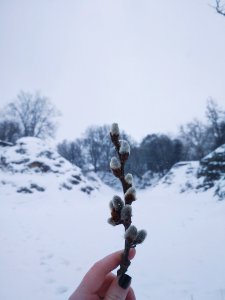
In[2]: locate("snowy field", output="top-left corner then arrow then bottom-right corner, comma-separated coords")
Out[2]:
1,181 -> 225,300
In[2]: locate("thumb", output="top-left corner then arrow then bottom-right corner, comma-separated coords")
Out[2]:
104,274 -> 132,300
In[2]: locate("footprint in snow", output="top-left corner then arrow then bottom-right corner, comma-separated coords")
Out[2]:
40,253 -> 54,261
45,253 -> 54,259
40,253 -> 54,266
60,257 -> 70,266
56,286 -> 68,294
45,278 -> 56,284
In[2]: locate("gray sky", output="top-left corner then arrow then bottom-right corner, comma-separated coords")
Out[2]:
0,0 -> 225,142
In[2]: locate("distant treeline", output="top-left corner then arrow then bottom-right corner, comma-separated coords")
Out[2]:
1,91 -> 225,177
58,99 -> 225,177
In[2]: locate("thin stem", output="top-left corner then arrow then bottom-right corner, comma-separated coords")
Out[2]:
117,240 -> 131,276
110,133 -> 131,194
110,132 -> 133,277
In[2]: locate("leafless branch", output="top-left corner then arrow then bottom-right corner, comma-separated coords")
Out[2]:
215,0 -> 225,16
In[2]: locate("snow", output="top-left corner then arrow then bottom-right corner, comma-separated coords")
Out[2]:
203,144 -> 225,160
0,137 -> 101,194
1,139 -> 225,300
161,161 -> 200,189
1,176 -> 225,300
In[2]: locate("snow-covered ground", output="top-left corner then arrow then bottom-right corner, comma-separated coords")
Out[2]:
1,138 -> 225,300
1,179 -> 225,300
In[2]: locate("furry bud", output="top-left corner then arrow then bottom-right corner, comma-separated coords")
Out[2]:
134,230 -> 147,244
120,205 -> 132,222
110,205 -> 121,224
110,123 -> 120,136
125,173 -> 133,186
107,217 -> 117,226
125,225 -> 138,242
109,200 -> 114,210
112,195 -> 124,211
125,187 -> 136,204
110,157 -> 121,177
119,140 -> 130,155
110,157 -> 121,170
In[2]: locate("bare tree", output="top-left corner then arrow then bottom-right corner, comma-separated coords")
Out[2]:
206,98 -> 225,147
4,91 -> 60,139
140,134 -> 182,173
57,125 -> 135,174
179,119 -> 212,160
83,125 -> 112,172
57,139 -> 85,168
0,120 -> 22,143
214,0 -> 225,16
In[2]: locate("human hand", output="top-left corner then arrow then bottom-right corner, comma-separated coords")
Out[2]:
68,249 -> 136,300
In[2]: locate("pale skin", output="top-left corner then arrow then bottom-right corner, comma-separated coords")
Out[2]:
69,249 -> 136,300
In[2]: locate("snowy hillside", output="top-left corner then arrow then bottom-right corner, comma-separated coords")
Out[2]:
161,161 -> 200,191
1,138 -> 225,300
0,137 -> 100,194
160,156 -> 225,201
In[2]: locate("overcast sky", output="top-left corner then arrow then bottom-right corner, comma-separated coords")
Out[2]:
0,0 -> 225,142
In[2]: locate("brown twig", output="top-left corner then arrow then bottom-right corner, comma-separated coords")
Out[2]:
214,0 -> 225,16
110,132 -> 133,276
110,132 -> 132,194
108,124 -> 146,278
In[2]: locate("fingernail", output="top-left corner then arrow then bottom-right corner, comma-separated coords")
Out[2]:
118,274 -> 132,289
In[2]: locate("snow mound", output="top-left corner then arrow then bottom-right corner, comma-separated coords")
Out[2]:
0,137 -> 101,194
161,161 -> 200,192
159,147 -> 225,200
